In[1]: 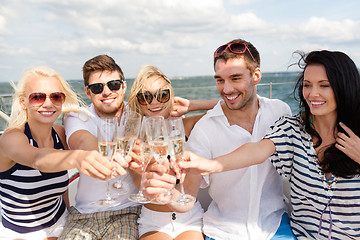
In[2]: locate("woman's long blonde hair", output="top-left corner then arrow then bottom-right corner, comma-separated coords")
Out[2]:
127,65 -> 174,117
8,66 -> 82,128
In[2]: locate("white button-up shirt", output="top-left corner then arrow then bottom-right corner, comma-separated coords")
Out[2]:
187,97 -> 291,240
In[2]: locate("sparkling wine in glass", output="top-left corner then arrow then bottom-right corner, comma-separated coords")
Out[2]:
145,116 -> 169,163
145,116 -> 173,202
128,117 -> 152,203
167,117 -> 195,206
97,117 -> 120,206
112,109 -> 142,194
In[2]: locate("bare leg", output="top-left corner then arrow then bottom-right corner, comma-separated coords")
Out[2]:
140,231 -> 173,240
175,231 -> 204,240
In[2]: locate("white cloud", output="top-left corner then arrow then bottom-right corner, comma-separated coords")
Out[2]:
0,4 -> 17,35
227,0 -> 260,5
0,41 -> 32,55
1,0 -> 360,81
0,16 -> 7,34
163,0 -> 222,8
139,42 -> 168,55
301,17 -> 360,43
229,12 -> 270,33
174,35 -> 204,49
299,43 -> 331,53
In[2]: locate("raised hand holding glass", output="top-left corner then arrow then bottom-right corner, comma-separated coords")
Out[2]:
112,109 -> 142,195
166,117 -> 195,205
145,116 -> 173,203
97,117 -> 120,206
128,117 -> 152,203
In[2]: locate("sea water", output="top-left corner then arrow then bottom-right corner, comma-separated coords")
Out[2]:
0,72 -> 300,131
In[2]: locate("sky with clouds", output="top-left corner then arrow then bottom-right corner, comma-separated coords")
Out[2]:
1,0 -> 360,82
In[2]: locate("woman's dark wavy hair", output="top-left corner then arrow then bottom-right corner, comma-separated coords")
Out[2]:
294,50 -> 360,178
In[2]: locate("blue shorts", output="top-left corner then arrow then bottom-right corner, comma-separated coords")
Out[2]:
205,213 -> 296,240
271,213 -> 296,240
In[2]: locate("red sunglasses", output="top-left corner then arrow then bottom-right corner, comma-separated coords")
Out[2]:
214,42 -> 256,62
28,92 -> 65,106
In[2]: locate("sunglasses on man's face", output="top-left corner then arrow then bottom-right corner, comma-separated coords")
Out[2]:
136,89 -> 171,105
28,92 -> 65,107
86,79 -> 124,94
214,42 -> 256,62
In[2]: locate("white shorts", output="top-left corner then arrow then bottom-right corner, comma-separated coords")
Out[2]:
138,201 -> 204,238
0,210 -> 67,240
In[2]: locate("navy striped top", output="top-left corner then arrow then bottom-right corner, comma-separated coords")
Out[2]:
265,115 -> 360,240
0,123 -> 68,233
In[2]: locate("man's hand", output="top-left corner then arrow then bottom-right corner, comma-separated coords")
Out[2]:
113,151 -> 130,176
179,150 -> 220,176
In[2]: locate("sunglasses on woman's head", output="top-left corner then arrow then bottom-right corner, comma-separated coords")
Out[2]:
214,42 -> 256,62
136,89 -> 171,105
86,79 -> 124,94
28,92 -> 65,106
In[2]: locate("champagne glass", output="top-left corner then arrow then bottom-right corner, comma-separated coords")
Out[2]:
128,117 -> 152,203
146,116 -> 169,164
166,117 -> 195,205
97,117 -> 120,206
112,109 -> 142,194
145,116 -> 173,202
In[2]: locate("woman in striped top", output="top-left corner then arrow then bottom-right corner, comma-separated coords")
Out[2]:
181,50 -> 360,239
0,66 -> 126,240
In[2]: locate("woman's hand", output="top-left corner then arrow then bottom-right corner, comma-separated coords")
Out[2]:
142,159 -> 176,202
76,150 -> 126,180
336,122 -> 360,164
127,140 -> 145,174
171,97 -> 190,117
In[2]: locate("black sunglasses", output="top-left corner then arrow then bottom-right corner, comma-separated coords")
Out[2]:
136,89 -> 171,105
86,79 -> 124,94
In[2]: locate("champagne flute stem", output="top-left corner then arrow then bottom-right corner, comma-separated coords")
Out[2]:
139,159 -> 150,194
177,168 -> 187,196
106,181 -> 112,200
179,178 -> 186,195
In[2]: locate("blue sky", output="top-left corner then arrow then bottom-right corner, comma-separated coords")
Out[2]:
1,0 -> 360,82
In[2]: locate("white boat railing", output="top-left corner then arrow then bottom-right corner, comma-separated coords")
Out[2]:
172,81 -> 296,99
0,94 -> 11,135
0,81 -> 296,135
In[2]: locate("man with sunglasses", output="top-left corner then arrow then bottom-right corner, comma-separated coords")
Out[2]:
144,39 -> 296,239
60,55 -> 140,240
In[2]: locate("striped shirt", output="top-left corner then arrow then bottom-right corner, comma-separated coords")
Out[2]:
265,115 -> 360,240
0,123 -> 68,233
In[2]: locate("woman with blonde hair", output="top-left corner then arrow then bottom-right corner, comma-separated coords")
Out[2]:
0,66 -> 125,240
128,65 -> 215,137
128,65 -> 216,240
